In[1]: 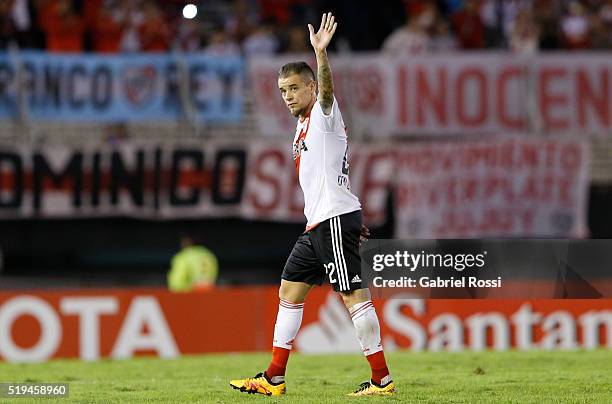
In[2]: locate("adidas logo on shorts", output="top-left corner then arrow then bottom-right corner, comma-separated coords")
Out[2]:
351,275 -> 362,283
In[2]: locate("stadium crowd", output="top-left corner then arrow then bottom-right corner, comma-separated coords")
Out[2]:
0,0 -> 610,54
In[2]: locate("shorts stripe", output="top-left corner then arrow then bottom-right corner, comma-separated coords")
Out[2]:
331,216 -> 349,291
335,216 -> 350,291
330,217 -> 346,291
336,216 -> 350,291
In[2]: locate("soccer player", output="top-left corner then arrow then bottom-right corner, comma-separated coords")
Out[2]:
230,12 -> 395,397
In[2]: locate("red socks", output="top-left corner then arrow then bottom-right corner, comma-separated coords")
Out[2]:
265,299 -> 392,386
366,350 -> 390,386
265,346 -> 291,381
267,346 -> 390,385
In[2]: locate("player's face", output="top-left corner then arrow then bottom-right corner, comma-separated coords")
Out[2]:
278,74 -> 315,118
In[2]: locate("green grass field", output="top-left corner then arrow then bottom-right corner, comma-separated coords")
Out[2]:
0,350 -> 611,403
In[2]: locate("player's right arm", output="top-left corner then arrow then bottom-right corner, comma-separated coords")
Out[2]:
308,12 -> 338,115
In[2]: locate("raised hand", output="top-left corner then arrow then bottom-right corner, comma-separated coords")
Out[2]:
308,12 -> 337,52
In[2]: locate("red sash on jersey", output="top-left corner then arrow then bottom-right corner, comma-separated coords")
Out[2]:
292,115 -> 311,175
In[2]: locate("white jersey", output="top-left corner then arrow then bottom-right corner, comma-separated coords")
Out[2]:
292,96 -> 361,228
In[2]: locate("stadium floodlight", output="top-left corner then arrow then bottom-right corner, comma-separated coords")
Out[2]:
182,4 -> 198,19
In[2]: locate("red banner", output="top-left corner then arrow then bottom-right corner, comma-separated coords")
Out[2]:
0,287 -> 610,362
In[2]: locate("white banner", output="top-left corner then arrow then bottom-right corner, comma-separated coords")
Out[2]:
0,142 -> 392,227
394,137 -> 591,238
249,53 -> 612,136
0,137 -> 590,238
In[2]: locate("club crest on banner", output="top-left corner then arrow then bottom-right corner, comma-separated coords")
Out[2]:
122,65 -> 157,108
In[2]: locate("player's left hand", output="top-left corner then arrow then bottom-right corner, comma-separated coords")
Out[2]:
308,12 -> 337,52
359,225 -> 371,242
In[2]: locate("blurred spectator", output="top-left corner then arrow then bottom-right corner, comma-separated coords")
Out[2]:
403,0 -> 429,16
174,18 -> 203,52
451,0 -> 486,49
92,1 -> 127,53
429,18 -> 458,51
441,0 -> 464,14
382,11 -> 431,55
243,19 -> 279,57
167,236 -> 218,292
561,1 -> 591,49
601,0 -> 612,23
39,0 -> 84,52
138,1 -> 170,52
533,0 -> 561,49
259,0 -> 293,26
479,0 -> 503,47
2,0 -> 39,49
118,1 -> 143,52
283,24 -> 309,53
313,0 -> 406,51
11,0 -> 30,32
509,9 -> 540,54
83,0 -> 102,48
0,0 -> 610,54
479,0 -> 528,48
597,0 -> 612,46
504,1 -> 529,42
228,0 -> 259,44
419,3 -> 438,31
0,0 -> 19,49
589,14 -> 610,48
204,26 -> 241,56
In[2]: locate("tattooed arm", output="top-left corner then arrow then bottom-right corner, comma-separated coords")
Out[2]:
308,12 -> 338,115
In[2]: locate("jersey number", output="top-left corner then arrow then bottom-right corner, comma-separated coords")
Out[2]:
324,262 -> 337,284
